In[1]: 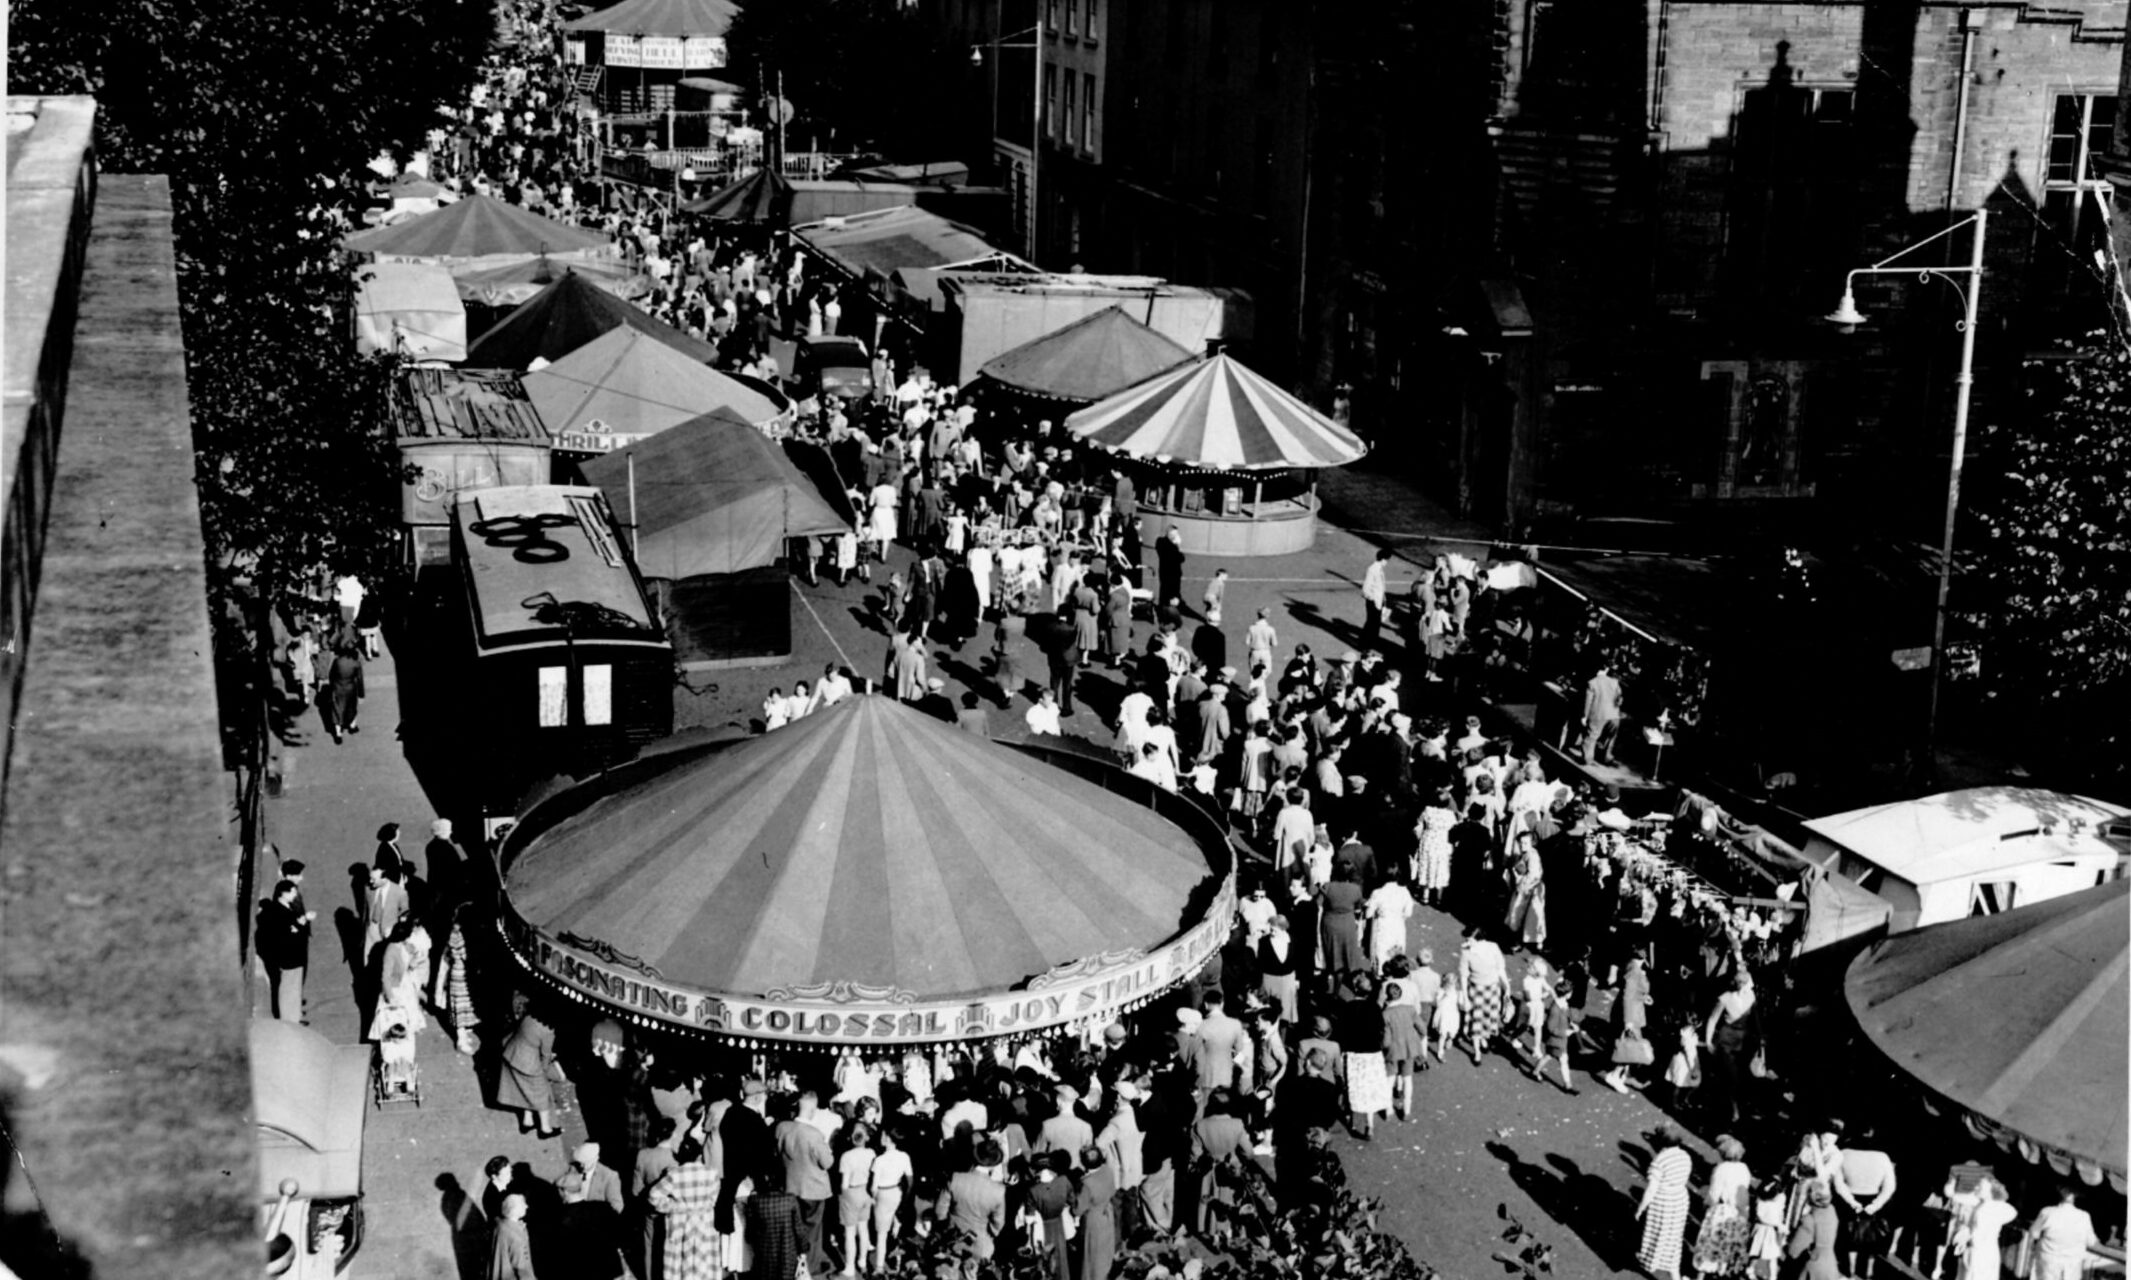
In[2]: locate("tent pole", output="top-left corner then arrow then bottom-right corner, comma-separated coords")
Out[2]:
628,450 -> 639,557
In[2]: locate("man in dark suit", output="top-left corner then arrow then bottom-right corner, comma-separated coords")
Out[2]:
715,1077 -> 775,1237
423,818 -> 465,923
776,1091 -> 835,1275
1155,527 -> 1186,606
257,879 -> 309,1023
936,1139 -> 1010,1258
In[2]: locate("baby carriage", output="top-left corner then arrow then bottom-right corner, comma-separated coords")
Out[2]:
372,1014 -> 423,1108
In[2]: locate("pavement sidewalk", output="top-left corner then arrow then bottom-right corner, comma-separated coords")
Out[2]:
258,644 -> 590,1280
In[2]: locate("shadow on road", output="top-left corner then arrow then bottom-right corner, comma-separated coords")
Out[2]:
1486,1139 -> 1640,1273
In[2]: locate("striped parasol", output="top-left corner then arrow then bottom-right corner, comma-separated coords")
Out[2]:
1064,352 -> 1367,470
499,696 -> 1234,1046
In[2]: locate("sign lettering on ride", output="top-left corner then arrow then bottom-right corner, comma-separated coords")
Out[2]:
504,875 -> 1236,1044
605,35 -> 641,68
682,37 -> 728,69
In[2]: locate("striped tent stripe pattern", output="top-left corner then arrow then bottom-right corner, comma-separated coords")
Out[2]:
1063,353 -> 1368,470
504,696 -> 1217,1001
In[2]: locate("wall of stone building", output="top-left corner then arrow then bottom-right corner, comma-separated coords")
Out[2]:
1909,2 -> 2126,216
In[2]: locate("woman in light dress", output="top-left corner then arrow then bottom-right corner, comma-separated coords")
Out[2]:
1691,1134 -> 1753,1277
1956,1179 -> 2020,1280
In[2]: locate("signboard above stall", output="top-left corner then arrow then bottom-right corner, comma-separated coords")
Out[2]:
602,34 -> 727,69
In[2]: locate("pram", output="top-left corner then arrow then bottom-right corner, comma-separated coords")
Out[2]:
372,1014 -> 423,1108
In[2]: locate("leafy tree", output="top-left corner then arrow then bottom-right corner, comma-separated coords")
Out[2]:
1956,340 -> 2131,791
7,0 -> 495,604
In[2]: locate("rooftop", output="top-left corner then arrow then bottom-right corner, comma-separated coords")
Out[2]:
1803,787 -> 2131,886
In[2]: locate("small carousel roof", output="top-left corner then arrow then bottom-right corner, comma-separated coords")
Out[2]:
344,194 -> 613,260
500,696 -> 1233,1045
1064,352 -> 1367,471
977,306 -> 1195,403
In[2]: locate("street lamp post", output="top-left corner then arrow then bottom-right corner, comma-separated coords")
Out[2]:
1826,208 -> 1987,776
971,19 -> 1044,262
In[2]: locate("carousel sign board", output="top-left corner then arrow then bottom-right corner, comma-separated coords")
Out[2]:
505,873 -> 1234,1046
605,35 -> 642,67
638,36 -> 684,70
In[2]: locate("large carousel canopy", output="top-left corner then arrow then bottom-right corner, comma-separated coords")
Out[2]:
1064,352 -> 1367,471
467,269 -> 721,370
343,194 -> 613,262
1845,879 -> 2127,1191
977,305 -> 1194,403
498,695 -> 1235,1048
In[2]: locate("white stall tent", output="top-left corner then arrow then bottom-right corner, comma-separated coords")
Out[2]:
1801,787 -> 2130,932
353,261 -> 468,362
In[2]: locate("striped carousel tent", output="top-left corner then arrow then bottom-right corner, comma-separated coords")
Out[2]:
1064,352 -> 1367,470
498,696 -> 1235,1047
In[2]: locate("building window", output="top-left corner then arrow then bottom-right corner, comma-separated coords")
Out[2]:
2047,93 -> 2117,186
2043,93 -> 2117,298
1045,0 -> 1058,32
1064,0 -> 1076,37
1082,71 -> 1097,157
1064,72 -> 1077,147
1043,65 -> 1057,139
1083,0 -> 1098,42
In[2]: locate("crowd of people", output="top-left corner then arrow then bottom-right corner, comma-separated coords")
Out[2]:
340,12 -> 2120,1280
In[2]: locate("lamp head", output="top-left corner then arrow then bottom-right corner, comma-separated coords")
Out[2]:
1825,290 -> 1866,327
970,46 -> 985,66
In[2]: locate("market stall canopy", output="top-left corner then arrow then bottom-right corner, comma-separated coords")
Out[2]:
1066,352 -> 1368,470
524,325 -> 784,448
352,261 -> 467,362
580,407 -> 847,579
684,168 -> 795,223
452,254 -> 649,308
498,696 -> 1235,1046
794,205 -> 1028,284
466,269 -> 720,369
978,305 -> 1194,403
563,0 -> 738,36
250,1019 -> 370,1200
1845,879 -> 2127,1190
344,194 -> 613,262
1803,788 -> 2130,931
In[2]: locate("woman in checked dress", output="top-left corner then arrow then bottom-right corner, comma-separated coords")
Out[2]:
648,1136 -> 721,1280
1637,1128 -> 1695,1280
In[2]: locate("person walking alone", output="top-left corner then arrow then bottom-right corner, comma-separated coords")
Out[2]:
1360,549 -> 1391,650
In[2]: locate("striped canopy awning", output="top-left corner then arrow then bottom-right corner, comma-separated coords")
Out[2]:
1064,353 -> 1367,471
499,696 -> 1233,1046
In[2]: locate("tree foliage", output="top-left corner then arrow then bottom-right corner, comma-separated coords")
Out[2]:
1958,340 -> 2131,788
8,0 -> 495,602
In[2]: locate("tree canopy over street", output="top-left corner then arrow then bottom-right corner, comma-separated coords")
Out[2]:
9,0 -> 494,601
1958,340 -> 2131,791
